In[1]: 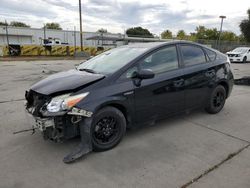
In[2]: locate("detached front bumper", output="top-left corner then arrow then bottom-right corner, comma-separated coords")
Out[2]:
25,108 -> 80,142
25,104 -> 94,163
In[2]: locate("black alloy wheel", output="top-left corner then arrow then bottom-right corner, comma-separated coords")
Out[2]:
93,117 -> 119,145
213,90 -> 225,108
91,107 -> 126,151
205,85 -> 226,114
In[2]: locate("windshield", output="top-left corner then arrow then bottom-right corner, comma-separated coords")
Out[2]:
78,47 -> 147,74
232,48 -> 248,53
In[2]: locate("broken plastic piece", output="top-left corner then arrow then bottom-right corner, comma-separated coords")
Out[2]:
63,117 -> 93,163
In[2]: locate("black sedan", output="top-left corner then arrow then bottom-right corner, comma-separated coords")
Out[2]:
25,41 -> 234,163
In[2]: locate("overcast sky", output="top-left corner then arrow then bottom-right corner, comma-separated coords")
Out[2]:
0,0 -> 249,35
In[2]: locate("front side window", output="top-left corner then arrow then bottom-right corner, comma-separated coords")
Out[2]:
140,46 -> 179,74
180,45 -> 206,66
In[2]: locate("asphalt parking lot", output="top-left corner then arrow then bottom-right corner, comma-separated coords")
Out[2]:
0,60 -> 250,188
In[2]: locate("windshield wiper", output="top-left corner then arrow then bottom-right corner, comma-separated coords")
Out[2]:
78,68 -> 98,74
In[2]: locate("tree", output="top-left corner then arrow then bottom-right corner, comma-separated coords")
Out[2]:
221,31 -> 238,41
188,32 -> 197,41
238,34 -> 246,42
205,28 -> 219,40
195,26 -> 219,40
126,27 -> 153,38
44,22 -> 62,30
195,26 -> 207,39
177,30 -> 186,39
239,9 -> 250,42
0,21 -> 8,26
161,30 -> 172,39
10,21 -> 30,28
97,28 -> 108,33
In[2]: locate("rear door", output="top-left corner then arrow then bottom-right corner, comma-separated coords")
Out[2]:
178,44 -> 216,109
133,45 -> 185,123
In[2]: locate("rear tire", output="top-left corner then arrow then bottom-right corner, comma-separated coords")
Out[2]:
205,85 -> 226,114
91,107 -> 126,152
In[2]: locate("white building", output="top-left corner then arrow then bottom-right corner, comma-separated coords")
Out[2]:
0,26 -> 124,47
0,26 -> 169,56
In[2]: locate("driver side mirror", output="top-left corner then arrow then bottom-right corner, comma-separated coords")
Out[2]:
131,69 -> 155,87
131,69 -> 155,80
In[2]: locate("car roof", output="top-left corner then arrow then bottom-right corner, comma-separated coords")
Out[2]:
121,40 -> 203,49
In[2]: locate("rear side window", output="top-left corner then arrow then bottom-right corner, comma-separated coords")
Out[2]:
204,48 -> 216,61
180,45 -> 206,66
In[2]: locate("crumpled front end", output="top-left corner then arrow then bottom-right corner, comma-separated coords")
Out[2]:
25,90 -> 81,142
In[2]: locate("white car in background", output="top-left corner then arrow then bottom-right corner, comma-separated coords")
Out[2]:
226,47 -> 250,63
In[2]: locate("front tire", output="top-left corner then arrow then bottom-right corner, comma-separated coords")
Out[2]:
91,107 -> 126,152
205,85 -> 226,114
243,56 -> 247,63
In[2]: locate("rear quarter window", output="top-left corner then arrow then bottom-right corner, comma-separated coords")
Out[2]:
204,48 -> 217,61
180,45 -> 206,66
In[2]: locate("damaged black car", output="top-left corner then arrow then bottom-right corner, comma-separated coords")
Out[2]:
25,41 -> 234,163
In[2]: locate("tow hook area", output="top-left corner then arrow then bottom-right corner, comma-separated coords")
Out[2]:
35,118 -> 54,131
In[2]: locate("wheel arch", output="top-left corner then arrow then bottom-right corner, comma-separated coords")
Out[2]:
218,81 -> 229,98
95,102 -> 131,128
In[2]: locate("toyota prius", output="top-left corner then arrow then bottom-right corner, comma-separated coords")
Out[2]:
25,41 -> 234,163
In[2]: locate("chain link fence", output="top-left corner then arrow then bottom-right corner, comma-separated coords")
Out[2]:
194,39 -> 250,53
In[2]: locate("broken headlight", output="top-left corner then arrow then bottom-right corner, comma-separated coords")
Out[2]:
46,92 -> 89,113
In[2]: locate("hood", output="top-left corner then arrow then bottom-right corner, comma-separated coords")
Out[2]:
226,52 -> 242,55
226,50 -> 247,55
30,69 -> 104,95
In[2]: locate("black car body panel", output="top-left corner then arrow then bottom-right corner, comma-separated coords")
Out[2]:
133,67 -> 186,123
30,69 -> 105,95
25,41 -> 234,142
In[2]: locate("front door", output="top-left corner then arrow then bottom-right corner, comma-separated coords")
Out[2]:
133,45 -> 185,124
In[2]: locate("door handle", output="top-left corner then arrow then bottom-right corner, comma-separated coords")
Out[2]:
173,79 -> 184,87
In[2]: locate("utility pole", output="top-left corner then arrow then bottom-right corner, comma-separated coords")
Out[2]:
79,0 -> 83,51
66,28 -> 69,44
5,20 -> 10,55
217,15 -> 226,50
43,24 -> 46,44
43,24 -> 48,55
101,32 -> 103,47
74,26 -> 76,52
